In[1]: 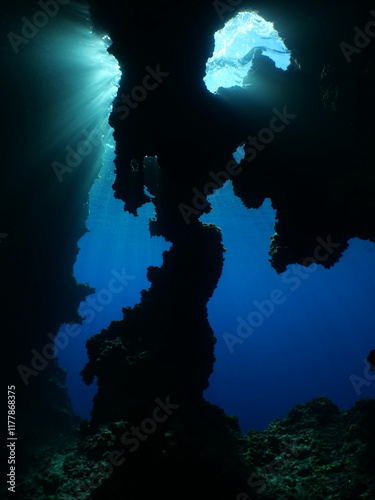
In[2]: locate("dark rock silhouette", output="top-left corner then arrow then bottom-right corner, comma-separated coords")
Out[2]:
2,0 -> 375,498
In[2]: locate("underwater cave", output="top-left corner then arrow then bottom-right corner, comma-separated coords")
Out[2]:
204,10 -> 292,93
2,0 -> 375,499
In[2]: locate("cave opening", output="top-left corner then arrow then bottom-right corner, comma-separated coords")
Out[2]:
201,182 -> 375,432
52,10 -> 171,419
204,10 -> 292,94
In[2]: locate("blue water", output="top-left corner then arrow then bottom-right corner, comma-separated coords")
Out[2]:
202,181 -> 375,431
57,138 -> 171,419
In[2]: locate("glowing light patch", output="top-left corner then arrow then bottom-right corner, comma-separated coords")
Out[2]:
36,14 -> 121,157
204,11 -> 291,94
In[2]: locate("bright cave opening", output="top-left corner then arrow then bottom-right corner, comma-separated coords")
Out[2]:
204,11 -> 292,94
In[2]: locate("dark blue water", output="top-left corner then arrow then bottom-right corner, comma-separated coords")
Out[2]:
57,137 -> 171,419
201,181 -> 375,431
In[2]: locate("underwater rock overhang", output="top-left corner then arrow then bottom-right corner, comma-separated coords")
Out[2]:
2,0 -> 375,497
